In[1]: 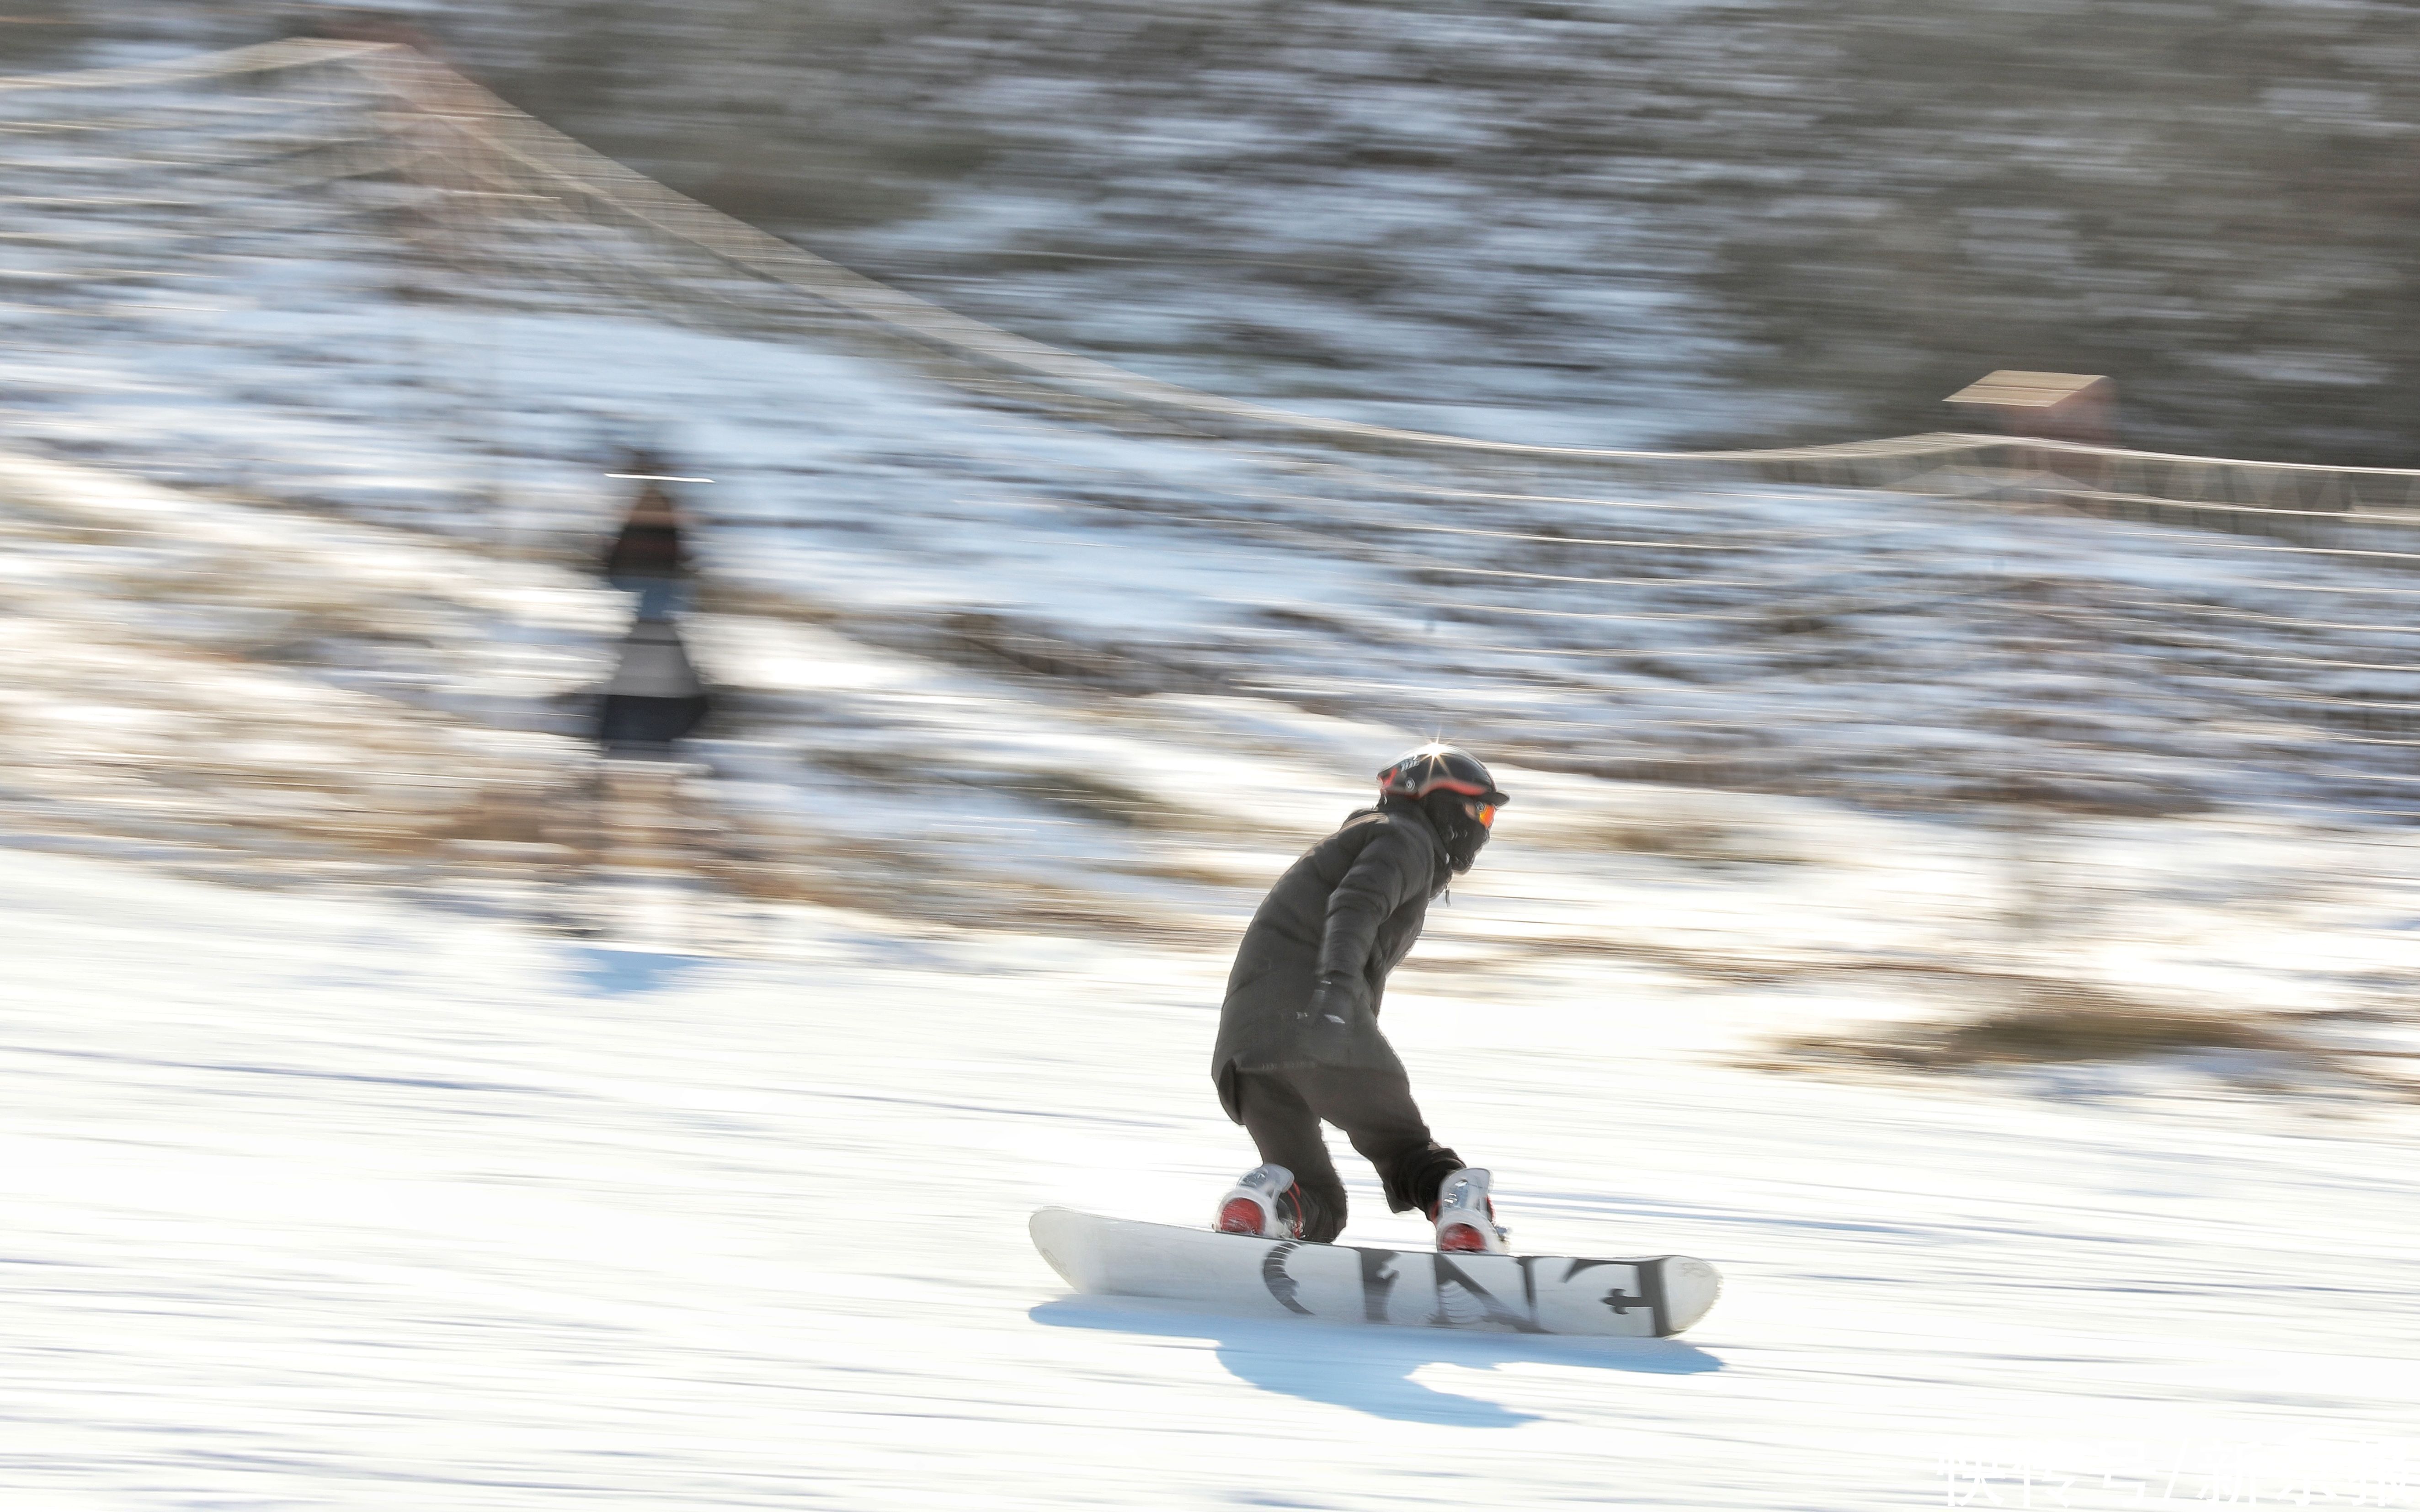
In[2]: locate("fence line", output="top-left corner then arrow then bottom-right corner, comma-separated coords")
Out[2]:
353,43 -> 2420,557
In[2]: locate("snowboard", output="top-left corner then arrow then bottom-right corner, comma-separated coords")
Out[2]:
1029,1208 -> 1719,1338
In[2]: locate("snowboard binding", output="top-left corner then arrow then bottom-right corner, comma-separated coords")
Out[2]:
1214,1162 -> 1304,1240
1432,1167 -> 1510,1254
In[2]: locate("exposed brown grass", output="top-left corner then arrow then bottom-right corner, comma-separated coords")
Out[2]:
1756,980 -> 2418,1099
1780,990 -> 2293,1071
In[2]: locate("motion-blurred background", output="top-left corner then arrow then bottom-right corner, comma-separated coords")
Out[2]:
2,7 -> 2418,1505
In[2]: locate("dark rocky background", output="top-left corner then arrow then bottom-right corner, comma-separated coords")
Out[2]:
12,0 -> 2416,462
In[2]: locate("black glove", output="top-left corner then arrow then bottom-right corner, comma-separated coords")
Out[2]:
1310,970 -> 1370,1020
1294,971 -> 1371,1060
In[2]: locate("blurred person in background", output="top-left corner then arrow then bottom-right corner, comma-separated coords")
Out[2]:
1210,744 -> 1511,1254
601,452 -> 691,621
593,452 -> 707,753
595,616 -> 709,754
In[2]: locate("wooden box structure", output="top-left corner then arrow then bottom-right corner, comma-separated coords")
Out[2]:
1946,371 -> 2116,446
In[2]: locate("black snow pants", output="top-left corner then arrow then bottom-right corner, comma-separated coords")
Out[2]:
1232,1066 -> 1464,1245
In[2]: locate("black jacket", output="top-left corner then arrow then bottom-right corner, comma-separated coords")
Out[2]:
1211,801 -> 1452,1121
603,486 -> 687,581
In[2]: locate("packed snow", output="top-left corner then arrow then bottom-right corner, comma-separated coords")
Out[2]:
6,848 -> 2419,1511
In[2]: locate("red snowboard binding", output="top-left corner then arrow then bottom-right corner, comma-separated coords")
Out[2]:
1214,1162 -> 1304,1240
1431,1167 -> 1510,1254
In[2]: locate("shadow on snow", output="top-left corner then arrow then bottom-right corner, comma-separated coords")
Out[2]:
562,945 -> 715,997
1030,1295 -> 1720,1428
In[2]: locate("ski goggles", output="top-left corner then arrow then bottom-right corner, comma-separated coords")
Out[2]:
1464,800 -> 1498,830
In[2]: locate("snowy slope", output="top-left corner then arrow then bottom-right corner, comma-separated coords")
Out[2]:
5,848 -> 2417,1512
10,422 -> 2416,1054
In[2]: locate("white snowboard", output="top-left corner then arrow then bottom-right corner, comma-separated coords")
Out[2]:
1029,1208 -> 1720,1338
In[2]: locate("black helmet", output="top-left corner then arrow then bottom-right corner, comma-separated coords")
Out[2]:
1375,744 -> 1509,807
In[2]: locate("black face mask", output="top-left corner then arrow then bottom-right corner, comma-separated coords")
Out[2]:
1418,791 -> 1491,875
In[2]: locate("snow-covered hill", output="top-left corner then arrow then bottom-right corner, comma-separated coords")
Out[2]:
22,0 -> 2420,462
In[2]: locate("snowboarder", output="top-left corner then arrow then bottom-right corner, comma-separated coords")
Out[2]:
1210,744 -> 1510,1253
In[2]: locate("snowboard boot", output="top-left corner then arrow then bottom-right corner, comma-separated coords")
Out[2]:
1431,1167 -> 1510,1254
1215,1163 -> 1303,1240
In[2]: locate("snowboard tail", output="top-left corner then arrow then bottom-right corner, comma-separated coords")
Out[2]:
1029,1208 -> 1718,1338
